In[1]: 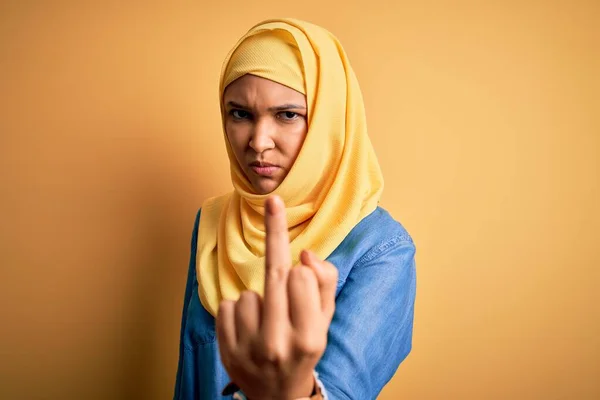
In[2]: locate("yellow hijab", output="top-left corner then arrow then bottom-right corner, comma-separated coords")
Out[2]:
197,18 -> 384,317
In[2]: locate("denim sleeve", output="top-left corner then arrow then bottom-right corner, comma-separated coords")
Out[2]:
173,209 -> 201,400
316,237 -> 417,400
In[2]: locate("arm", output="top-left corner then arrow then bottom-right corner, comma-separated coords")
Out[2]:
173,209 -> 201,400
316,236 -> 417,399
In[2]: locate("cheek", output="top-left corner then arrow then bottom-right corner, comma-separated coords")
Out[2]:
283,123 -> 308,157
225,123 -> 248,158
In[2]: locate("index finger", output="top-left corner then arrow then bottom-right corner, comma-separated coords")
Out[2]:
262,195 -> 291,338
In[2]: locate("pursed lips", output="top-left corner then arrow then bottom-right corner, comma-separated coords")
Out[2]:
249,161 -> 280,176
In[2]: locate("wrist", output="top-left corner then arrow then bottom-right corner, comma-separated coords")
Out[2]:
282,372 -> 316,399
246,376 -> 314,400
227,371 -> 323,400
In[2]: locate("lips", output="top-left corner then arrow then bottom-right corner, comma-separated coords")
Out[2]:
249,161 -> 280,177
249,161 -> 277,168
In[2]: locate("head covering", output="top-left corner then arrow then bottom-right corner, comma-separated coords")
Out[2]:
197,18 -> 384,317
222,29 -> 305,95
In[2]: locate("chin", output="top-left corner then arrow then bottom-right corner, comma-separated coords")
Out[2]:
253,179 -> 279,195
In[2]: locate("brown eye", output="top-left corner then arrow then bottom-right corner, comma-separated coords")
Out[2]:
278,111 -> 299,121
230,109 -> 251,120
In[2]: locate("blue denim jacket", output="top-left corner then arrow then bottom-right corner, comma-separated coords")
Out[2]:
174,206 -> 417,400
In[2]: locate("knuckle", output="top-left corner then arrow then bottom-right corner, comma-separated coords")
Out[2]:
288,266 -> 301,280
291,265 -> 315,282
324,262 -> 339,280
238,290 -> 257,304
330,268 -> 339,281
262,342 -> 287,365
295,335 -> 325,357
299,265 -> 316,280
267,265 -> 287,282
218,300 -> 234,315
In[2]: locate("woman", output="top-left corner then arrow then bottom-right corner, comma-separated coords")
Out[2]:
174,18 -> 416,400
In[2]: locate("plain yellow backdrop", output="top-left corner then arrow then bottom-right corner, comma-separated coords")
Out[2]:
1,1 -> 598,399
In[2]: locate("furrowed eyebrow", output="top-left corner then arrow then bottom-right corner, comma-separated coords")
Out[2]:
226,101 -> 250,110
225,101 -> 306,112
267,104 -> 306,112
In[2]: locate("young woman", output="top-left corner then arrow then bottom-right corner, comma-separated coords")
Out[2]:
174,18 -> 417,400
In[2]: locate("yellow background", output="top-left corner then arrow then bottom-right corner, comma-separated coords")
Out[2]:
1,1 -> 598,399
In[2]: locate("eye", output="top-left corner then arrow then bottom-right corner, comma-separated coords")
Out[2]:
230,109 -> 251,120
277,111 -> 300,121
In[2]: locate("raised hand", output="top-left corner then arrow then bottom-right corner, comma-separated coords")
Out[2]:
216,195 -> 338,399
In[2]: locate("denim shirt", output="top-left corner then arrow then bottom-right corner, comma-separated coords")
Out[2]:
174,206 -> 417,400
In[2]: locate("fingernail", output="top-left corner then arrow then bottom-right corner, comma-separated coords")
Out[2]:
300,250 -> 309,265
267,196 -> 280,215
305,250 -> 319,267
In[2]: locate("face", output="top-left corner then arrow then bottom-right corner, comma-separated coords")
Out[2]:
223,74 -> 308,195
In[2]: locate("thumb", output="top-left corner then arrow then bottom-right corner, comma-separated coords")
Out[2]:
300,250 -> 338,319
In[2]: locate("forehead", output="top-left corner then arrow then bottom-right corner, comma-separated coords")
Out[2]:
223,75 -> 306,108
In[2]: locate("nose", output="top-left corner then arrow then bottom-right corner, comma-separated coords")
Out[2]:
248,118 -> 275,153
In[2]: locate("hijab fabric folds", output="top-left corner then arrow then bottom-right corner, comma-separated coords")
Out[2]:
197,18 -> 384,317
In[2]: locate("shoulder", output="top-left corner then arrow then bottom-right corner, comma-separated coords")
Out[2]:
327,206 -> 415,284
356,206 -> 413,244
354,206 -> 415,263
333,206 -> 414,260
